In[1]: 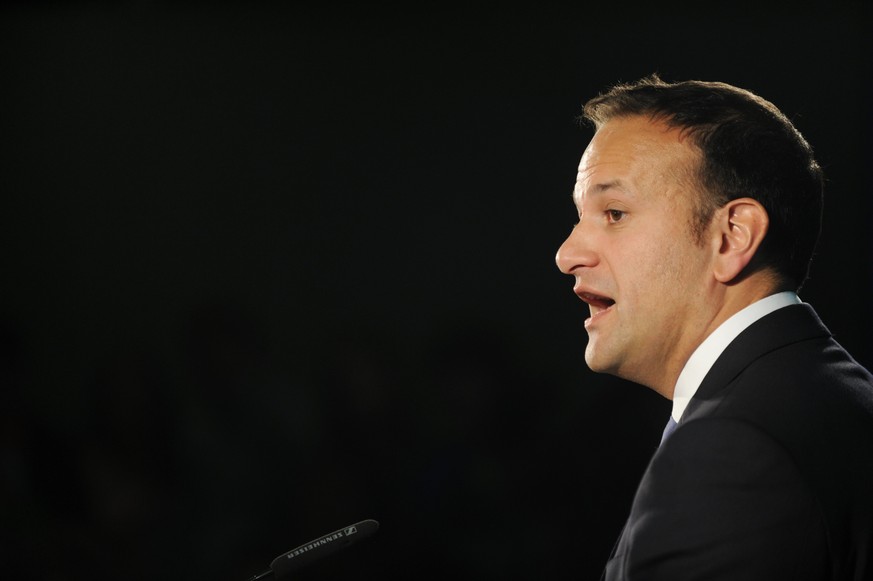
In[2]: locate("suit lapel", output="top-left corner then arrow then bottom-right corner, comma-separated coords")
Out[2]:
682,303 -> 830,423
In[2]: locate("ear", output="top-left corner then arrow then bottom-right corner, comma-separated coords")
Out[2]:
712,198 -> 769,283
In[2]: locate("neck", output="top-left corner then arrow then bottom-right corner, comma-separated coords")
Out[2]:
650,275 -> 784,399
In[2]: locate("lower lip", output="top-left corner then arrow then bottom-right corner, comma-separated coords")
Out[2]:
584,305 -> 613,329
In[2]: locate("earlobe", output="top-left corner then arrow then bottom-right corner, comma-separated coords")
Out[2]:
713,198 -> 769,283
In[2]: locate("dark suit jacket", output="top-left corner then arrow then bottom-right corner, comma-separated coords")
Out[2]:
603,303 -> 873,580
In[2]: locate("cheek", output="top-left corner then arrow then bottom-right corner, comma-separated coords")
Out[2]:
619,247 -> 687,312
625,245 -> 675,290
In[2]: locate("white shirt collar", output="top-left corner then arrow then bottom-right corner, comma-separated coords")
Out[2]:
671,291 -> 801,422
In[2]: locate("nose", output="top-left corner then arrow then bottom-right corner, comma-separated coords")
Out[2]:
555,224 -> 598,274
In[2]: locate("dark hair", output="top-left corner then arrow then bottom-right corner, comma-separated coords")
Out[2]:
581,74 -> 824,290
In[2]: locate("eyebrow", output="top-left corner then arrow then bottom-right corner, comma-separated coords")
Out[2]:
591,179 -> 627,195
573,178 -> 630,203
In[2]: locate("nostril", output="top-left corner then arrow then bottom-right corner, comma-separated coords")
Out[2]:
556,242 -> 591,274
555,229 -> 598,274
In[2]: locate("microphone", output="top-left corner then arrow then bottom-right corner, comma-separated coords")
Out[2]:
246,519 -> 380,580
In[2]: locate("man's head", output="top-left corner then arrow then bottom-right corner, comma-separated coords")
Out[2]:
555,75 -> 824,396
581,74 -> 824,290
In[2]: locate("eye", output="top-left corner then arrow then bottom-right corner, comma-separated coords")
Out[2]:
606,209 -> 626,223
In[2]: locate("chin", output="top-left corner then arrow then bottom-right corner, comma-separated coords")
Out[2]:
584,348 -> 612,374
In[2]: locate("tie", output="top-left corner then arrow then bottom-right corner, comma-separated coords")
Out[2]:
660,416 -> 678,446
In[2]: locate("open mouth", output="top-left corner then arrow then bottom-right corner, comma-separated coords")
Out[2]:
579,292 -> 616,319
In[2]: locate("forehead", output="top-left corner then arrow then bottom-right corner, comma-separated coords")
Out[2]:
574,115 -> 698,205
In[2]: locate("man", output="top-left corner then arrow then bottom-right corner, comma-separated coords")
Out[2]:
555,75 -> 873,580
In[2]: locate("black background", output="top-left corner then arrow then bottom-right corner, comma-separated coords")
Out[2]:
1,2 -> 871,580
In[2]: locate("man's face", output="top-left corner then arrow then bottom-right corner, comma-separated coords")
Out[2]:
555,115 -> 718,394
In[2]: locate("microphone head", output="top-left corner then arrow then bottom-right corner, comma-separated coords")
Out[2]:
269,519 -> 380,579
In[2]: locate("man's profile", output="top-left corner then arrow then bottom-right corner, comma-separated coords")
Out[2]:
555,75 -> 873,580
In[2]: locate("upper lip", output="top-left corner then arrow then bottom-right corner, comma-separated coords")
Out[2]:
574,285 -> 616,312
